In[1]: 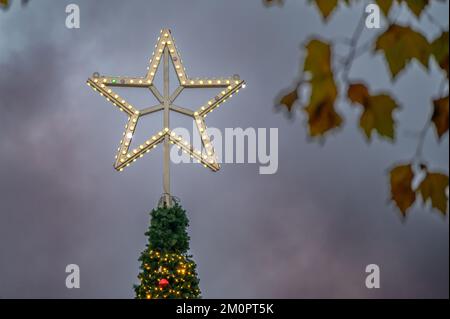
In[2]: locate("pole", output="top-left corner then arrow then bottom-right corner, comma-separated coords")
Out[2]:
163,46 -> 171,207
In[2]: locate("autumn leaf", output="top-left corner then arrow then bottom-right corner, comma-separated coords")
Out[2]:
303,39 -> 342,137
431,31 -> 449,79
279,89 -> 299,112
0,0 -> 8,7
432,96 -> 449,139
376,0 -> 394,16
390,164 -> 416,215
375,24 -> 430,78
305,98 -> 343,137
311,0 -> 338,20
348,83 -> 399,141
263,0 -> 284,7
401,0 -> 429,18
348,83 -> 369,105
376,0 -> 429,17
418,172 -> 449,215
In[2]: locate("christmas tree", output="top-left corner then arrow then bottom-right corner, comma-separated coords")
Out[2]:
134,202 -> 201,299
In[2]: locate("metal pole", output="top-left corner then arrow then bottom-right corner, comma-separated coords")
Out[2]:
163,46 -> 171,207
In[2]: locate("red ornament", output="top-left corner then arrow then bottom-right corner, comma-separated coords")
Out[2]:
158,278 -> 169,289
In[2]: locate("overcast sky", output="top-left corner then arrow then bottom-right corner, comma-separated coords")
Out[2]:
0,0 -> 448,298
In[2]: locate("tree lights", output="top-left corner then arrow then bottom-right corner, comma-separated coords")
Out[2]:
134,204 -> 201,299
135,250 -> 201,299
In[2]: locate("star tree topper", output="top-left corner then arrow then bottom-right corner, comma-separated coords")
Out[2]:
87,28 -> 246,174
87,28 -> 245,205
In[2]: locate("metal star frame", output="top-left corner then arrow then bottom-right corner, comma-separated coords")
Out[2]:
87,28 -> 245,203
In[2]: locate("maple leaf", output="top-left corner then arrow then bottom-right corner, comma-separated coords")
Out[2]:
279,89 -> 299,112
303,39 -> 342,137
401,0 -> 429,18
348,83 -> 399,141
375,24 -> 431,78
418,172 -> 449,215
431,31 -> 449,79
390,164 -> 416,215
304,98 -> 343,137
376,0 -> 429,17
311,0 -> 338,20
376,0 -> 394,16
432,96 -> 449,139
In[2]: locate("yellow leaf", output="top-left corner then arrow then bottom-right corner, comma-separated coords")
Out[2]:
312,0 -> 338,20
432,96 -> 449,139
304,39 -> 334,75
419,172 -> 449,215
390,164 -> 416,215
0,0 -> 8,6
348,83 -> 399,141
377,0 -> 429,17
279,89 -> 298,112
375,24 -> 430,78
431,31 -> 449,79
401,0 -> 429,18
376,0 -> 394,16
361,95 -> 398,140
303,40 -> 342,136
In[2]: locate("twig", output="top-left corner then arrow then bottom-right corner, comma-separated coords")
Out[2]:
341,9 -> 367,84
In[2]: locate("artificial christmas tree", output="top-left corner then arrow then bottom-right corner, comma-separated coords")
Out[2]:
134,202 -> 201,299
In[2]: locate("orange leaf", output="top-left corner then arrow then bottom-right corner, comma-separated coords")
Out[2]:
390,164 -> 416,215
432,96 -> 449,139
279,89 -> 299,112
348,83 -> 369,105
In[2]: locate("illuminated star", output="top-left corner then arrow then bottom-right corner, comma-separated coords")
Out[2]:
87,28 -> 245,172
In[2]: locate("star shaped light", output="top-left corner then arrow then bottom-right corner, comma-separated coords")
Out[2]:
87,28 -> 245,172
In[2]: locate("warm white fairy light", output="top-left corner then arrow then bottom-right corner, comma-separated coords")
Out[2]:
87,28 -> 245,172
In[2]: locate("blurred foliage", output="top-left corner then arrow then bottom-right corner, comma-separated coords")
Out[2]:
0,0 -> 30,10
265,0 -> 449,216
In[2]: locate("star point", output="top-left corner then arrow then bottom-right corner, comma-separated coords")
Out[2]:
87,28 -> 245,172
